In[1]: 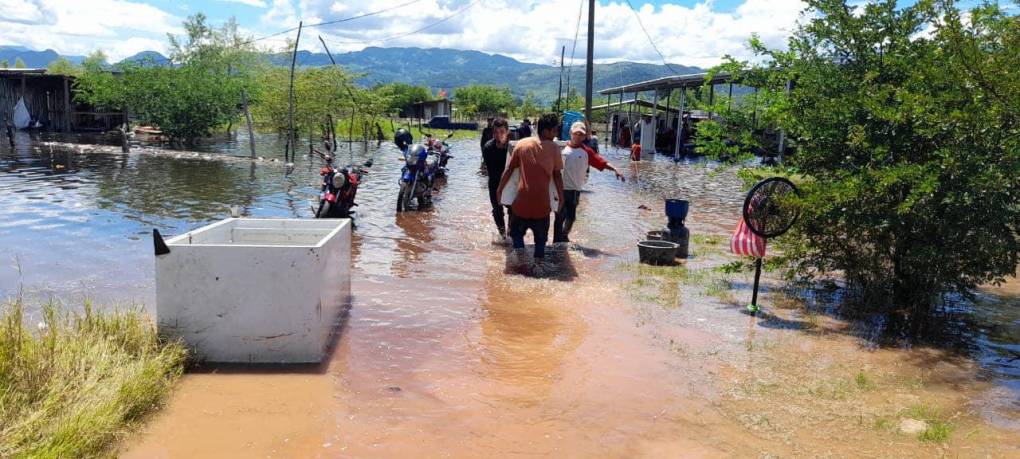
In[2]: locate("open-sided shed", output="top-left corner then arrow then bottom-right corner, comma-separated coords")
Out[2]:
0,68 -> 124,133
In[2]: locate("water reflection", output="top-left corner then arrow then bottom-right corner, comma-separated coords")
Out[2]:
0,131 -> 1017,426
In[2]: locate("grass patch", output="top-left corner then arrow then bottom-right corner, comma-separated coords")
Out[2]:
704,277 -> 736,303
691,234 -> 725,246
854,371 -> 876,391
344,120 -> 478,142
902,403 -> 954,443
918,420 -> 953,442
1,298 -> 187,458
873,416 -> 894,431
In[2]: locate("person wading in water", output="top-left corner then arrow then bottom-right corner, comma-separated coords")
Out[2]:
482,117 -> 511,240
554,121 -> 625,243
497,113 -> 564,262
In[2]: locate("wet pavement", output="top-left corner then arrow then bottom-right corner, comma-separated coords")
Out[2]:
1,131 -> 1017,457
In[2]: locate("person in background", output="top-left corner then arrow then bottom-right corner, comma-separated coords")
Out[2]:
517,118 -> 532,138
497,113 -> 564,261
554,122 -> 625,243
482,118 -> 511,239
582,120 -> 599,152
618,121 -> 631,148
480,117 -> 495,152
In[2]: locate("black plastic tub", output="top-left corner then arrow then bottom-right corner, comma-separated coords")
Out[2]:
638,240 -> 679,266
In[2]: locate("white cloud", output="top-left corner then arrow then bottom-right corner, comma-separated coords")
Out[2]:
0,0 -> 180,60
295,0 -> 807,68
220,0 -> 267,7
0,0 -> 810,67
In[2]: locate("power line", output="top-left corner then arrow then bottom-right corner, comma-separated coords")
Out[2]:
564,0 -> 585,101
239,0 -> 425,47
623,0 -> 680,75
326,0 -> 483,45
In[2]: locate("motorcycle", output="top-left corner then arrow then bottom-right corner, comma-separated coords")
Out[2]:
396,143 -> 439,212
425,132 -> 455,178
314,149 -> 371,219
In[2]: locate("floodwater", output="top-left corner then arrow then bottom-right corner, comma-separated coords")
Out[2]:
1,131 -> 1018,457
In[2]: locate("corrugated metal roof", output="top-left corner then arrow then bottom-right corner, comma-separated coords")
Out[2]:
0,68 -> 48,76
599,71 -> 735,95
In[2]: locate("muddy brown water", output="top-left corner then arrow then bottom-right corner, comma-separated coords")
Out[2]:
1,131 -> 1017,457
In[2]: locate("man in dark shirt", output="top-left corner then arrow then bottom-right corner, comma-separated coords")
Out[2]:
517,118 -> 532,138
482,117 -> 511,238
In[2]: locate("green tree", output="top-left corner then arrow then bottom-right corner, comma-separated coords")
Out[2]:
46,58 -> 80,76
454,84 -> 513,117
519,91 -> 539,119
83,50 -> 108,69
0,59 -> 7,68
373,82 -> 432,115
251,65 -> 360,137
13,57 -> 26,69
74,15 -> 257,145
736,0 -> 1020,330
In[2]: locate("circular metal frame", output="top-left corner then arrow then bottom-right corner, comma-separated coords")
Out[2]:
742,177 -> 800,239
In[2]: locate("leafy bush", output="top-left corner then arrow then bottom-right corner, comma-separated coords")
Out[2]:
454,84 -> 514,117
732,0 -> 1020,327
74,14 -> 257,145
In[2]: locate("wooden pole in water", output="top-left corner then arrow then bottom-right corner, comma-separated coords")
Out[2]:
63,76 -> 72,132
556,45 -> 565,113
5,121 -> 13,148
584,0 -> 595,121
241,88 -> 256,158
121,109 -> 130,153
287,21 -> 303,163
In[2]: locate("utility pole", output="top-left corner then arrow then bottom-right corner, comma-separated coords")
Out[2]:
556,45 -> 565,113
584,0 -> 595,121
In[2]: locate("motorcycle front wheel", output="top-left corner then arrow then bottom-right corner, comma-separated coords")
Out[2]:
315,200 -> 331,218
397,182 -> 412,212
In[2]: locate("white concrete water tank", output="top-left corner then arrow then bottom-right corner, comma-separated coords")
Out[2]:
155,218 -> 351,363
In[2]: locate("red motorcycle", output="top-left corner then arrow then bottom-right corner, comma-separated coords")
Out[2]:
315,150 -> 371,219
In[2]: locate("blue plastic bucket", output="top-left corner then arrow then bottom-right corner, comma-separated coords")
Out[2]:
665,199 -> 689,220
561,111 -> 584,140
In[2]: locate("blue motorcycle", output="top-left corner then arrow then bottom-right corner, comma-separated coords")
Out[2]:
396,143 -> 439,212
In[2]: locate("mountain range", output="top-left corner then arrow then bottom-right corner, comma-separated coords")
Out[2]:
0,45 -> 700,103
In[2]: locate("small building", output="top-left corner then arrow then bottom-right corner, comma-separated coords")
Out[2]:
401,98 -> 453,120
0,68 -> 123,132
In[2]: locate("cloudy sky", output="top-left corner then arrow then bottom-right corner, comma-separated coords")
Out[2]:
0,0 -> 961,67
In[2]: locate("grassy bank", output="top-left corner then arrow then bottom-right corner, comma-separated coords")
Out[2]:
335,118 -> 479,142
0,299 -> 186,458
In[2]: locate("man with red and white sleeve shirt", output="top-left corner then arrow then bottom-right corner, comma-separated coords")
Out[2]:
553,121 -> 625,243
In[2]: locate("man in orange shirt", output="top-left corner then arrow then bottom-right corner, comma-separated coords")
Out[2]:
496,113 -> 564,261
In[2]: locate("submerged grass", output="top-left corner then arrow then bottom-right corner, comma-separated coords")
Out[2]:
0,298 -> 187,458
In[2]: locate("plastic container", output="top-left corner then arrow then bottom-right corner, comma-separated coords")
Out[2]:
665,199 -> 689,221
561,110 -> 584,140
646,230 -> 666,240
638,240 -> 679,266
155,218 -> 351,363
